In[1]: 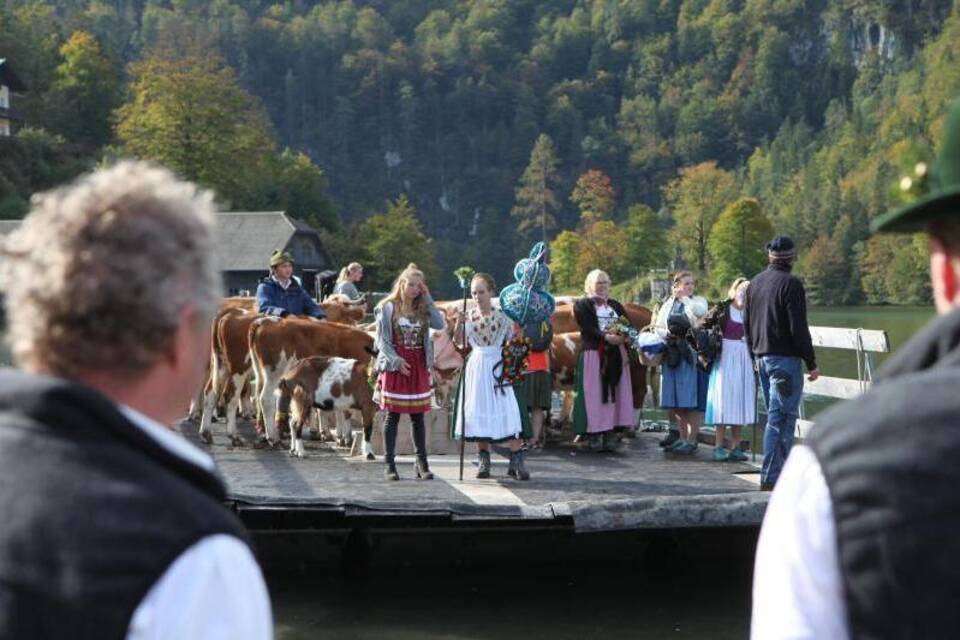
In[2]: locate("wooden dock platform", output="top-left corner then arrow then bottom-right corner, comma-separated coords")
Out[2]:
183,419 -> 769,535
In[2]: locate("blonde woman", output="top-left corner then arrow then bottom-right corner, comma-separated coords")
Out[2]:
374,263 -> 446,481
702,278 -> 755,461
572,270 -> 635,452
333,262 -> 364,301
654,271 -> 708,454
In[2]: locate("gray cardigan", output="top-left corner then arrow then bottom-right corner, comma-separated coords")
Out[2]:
333,281 -> 363,301
374,295 -> 446,373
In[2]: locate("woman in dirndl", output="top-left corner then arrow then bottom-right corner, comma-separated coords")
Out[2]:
452,274 -> 532,480
374,263 -> 446,481
654,270 -> 709,455
703,277 -> 755,462
572,270 -> 635,452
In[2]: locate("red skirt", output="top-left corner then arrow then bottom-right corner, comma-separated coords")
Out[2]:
378,344 -> 432,413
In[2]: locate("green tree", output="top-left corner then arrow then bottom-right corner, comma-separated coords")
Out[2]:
511,134 -> 561,242
47,31 -> 118,147
115,45 -> 276,208
550,229 -> 583,291
577,220 -> 631,283
570,168 -> 615,224
663,161 -> 738,274
264,149 -> 339,231
355,194 -> 439,290
800,235 -> 849,306
707,197 -> 773,294
623,203 -> 669,275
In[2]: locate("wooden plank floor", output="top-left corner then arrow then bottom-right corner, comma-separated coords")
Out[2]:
180,418 -> 769,533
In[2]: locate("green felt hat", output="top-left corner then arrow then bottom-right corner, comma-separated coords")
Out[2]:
872,98 -> 960,234
269,249 -> 295,267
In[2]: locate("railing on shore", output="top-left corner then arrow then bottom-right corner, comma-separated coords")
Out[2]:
793,325 -> 890,438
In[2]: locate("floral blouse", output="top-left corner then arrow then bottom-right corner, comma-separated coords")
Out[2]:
466,306 -> 513,348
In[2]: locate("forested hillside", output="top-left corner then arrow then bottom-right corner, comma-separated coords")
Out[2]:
1,0 -> 956,299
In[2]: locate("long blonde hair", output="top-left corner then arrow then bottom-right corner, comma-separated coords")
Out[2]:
727,277 -> 749,301
337,262 -> 362,283
378,263 -> 428,323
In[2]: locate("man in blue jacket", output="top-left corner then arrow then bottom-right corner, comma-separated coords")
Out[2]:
256,249 -> 326,319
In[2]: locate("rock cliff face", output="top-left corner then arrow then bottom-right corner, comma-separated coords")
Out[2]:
849,19 -> 897,67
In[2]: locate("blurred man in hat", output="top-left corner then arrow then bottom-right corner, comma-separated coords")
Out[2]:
752,98 -> 960,639
743,234 -> 820,491
256,249 -> 326,319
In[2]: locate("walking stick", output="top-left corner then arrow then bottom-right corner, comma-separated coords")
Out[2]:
454,266 -> 475,482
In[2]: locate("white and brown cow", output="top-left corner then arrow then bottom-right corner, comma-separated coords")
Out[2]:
198,306 -> 259,445
249,317 -> 376,447
275,356 -> 377,459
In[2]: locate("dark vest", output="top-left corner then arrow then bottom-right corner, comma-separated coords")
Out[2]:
0,370 -> 253,640
806,308 -> 960,639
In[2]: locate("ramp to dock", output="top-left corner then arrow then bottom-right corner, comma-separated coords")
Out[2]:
181,421 -> 769,534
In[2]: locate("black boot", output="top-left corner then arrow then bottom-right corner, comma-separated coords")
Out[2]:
509,449 -> 530,481
385,461 -> 400,481
477,450 -> 491,479
384,412 -> 400,481
410,413 -> 432,479
415,456 -> 434,480
659,429 -> 680,448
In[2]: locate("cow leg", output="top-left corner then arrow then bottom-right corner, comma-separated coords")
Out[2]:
318,411 -> 336,441
288,419 -> 306,458
361,406 -> 376,461
224,374 -> 246,447
335,411 -> 352,447
258,368 -> 282,445
197,379 -> 219,445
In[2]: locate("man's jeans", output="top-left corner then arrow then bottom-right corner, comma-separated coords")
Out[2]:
758,355 -> 804,486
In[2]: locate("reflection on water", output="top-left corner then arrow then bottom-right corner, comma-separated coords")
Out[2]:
266,529 -> 756,640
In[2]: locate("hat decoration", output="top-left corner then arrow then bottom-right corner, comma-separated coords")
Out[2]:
499,242 -> 556,325
872,97 -> 960,233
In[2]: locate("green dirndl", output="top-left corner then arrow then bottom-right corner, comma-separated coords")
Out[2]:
517,370 -> 553,410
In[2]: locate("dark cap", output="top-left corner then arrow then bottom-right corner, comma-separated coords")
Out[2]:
872,97 -> 960,234
766,235 -> 796,259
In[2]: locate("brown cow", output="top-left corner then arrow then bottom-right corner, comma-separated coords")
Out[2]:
551,301 -> 653,334
220,295 -> 366,324
198,306 -> 259,446
249,317 -> 376,447
275,356 -> 377,459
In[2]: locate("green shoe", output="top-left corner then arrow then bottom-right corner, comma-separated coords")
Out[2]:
728,447 -> 748,462
713,447 -> 729,461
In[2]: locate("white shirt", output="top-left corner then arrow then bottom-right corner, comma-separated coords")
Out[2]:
751,445 -> 849,640
120,407 -> 273,640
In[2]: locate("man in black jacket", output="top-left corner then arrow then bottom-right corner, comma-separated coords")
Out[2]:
743,235 -> 820,490
0,162 -> 272,639
752,97 -> 960,639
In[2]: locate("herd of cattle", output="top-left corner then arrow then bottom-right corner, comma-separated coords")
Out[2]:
187,294 -> 653,459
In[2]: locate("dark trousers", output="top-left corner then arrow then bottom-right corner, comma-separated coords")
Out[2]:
383,412 -> 428,463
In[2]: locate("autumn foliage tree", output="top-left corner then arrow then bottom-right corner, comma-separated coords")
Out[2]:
663,161 -> 737,274
115,45 -> 276,208
570,169 -> 615,224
